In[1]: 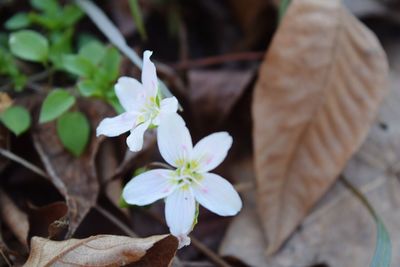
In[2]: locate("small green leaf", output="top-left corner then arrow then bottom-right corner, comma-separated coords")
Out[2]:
61,5 -> 84,27
62,54 -> 94,77
128,0 -> 147,40
9,30 -> 49,62
77,80 -> 102,97
57,111 -> 90,157
28,12 -> 61,30
49,29 -> 73,68
31,0 -> 60,14
100,47 -> 121,82
39,89 -> 76,123
0,106 -> 31,136
5,13 -> 31,30
79,41 -> 106,65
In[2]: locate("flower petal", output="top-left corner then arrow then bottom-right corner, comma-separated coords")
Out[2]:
115,76 -> 145,111
157,114 -> 192,167
96,112 -> 136,137
193,173 -> 242,216
153,97 -> 179,126
142,50 -> 158,97
191,132 -> 233,172
123,169 -> 176,206
165,187 -> 196,240
126,120 -> 151,152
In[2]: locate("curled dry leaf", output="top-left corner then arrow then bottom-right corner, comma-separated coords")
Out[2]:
28,202 -> 69,241
0,188 -> 29,248
23,234 -> 178,267
252,0 -> 389,254
33,100 -> 114,237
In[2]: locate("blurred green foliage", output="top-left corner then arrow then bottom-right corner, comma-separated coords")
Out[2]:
0,0 -> 124,157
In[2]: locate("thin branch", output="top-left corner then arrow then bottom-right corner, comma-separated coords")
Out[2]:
0,148 -> 49,179
172,51 -> 265,70
0,69 -> 52,92
0,248 -> 12,267
94,205 -> 137,237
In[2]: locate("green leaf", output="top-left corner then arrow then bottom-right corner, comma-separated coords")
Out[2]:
61,5 -> 84,27
28,12 -> 61,30
49,29 -> 73,68
31,0 -> 60,14
9,30 -> 49,62
77,80 -> 102,97
100,47 -> 121,82
13,74 -> 27,92
341,177 -> 391,267
0,106 -> 31,136
79,41 -> 106,65
5,13 -> 31,30
39,89 -> 76,123
128,0 -> 147,40
62,54 -> 94,77
57,111 -> 90,157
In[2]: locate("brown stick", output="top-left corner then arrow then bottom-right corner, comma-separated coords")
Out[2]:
0,148 -> 49,179
172,51 -> 265,70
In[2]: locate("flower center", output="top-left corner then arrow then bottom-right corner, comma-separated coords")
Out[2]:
174,161 -> 202,188
136,96 -> 160,124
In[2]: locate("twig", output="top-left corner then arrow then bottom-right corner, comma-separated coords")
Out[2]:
0,69 -> 52,92
0,148 -> 49,179
0,248 -> 12,267
141,210 -> 232,267
172,51 -> 265,70
94,205 -> 137,237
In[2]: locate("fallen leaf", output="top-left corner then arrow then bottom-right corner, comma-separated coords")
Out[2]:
23,234 -> 178,267
0,188 -> 29,248
189,69 -> 254,129
33,99 -> 113,237
252,0 -> 389,254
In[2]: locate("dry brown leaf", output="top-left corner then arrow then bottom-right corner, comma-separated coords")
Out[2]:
28,202 -> 69,241
33,100 -> 113,237
0,188 -> 29,248
23,234 -> 178,267
188,69 -> 254,128
252,0 -> 389,254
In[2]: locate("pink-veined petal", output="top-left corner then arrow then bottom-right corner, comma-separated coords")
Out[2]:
115,76 -> 145,111
193,172 -> 242,216
126,120 -> 151,152
142,50 -> 158,97
165,187 -> 195,242
96,112 -> 136,137
153,97 -> 179,126
122,169 -> 176,206
191,132 -> 233,172
157,114 -> 192,167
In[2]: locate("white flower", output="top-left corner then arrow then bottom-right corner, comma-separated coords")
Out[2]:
122,114 -> 242,247
96,50 -> 178,152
